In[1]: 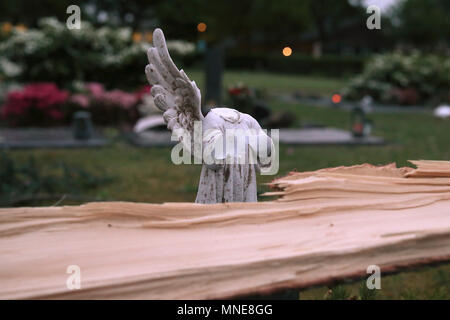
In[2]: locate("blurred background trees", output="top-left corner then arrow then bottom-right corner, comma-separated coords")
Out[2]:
0,0 -> 449,114
1,0 -> 448,51
392,0 -> 450,48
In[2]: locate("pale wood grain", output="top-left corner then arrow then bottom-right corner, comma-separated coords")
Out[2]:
0,161 -> 449,299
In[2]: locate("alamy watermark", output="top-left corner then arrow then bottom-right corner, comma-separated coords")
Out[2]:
66,265 -> 81,290
170,121 -> 279,175
66,5 -> 81,30
65,4 -> 381,32
366,264 -> 381,289
366,5 -> 381,30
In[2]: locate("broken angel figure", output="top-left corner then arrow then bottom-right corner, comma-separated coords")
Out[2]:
145,28 -> 275,204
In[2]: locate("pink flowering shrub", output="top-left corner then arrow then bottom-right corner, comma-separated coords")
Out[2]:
87,84 -> 138,109
1,82 -> 145,127
134,85 -> 152,100
67,83 -> 141,126
1,83 -> 68,126
69,94 -> 90,109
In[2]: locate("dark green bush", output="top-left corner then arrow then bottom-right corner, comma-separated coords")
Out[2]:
225,51 -> 366,77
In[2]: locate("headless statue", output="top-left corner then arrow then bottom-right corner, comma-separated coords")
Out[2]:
146,29 -> 273,204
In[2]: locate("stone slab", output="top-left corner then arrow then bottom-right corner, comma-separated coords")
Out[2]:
127,128 -> 385,147
0,128 -> 109,149
278,128 -> 385,145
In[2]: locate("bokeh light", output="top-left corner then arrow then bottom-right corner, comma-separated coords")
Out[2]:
1,22 -> 13,34
332,94 -> 342,104
145,32 -> 153,42
132,32 -> 142,43
197,22 -> 207,32
282,47 -> 292,57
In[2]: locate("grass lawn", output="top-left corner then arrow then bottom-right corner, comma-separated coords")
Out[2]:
9,102 -> 449,203
3,71 -> 449,299
186,69 -> 348,95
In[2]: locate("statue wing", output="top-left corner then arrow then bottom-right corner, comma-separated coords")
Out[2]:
145,28 -> 203,140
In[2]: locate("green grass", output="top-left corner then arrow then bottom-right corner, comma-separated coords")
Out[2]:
186,69 -> 348,95
3,71 -> 450,299
11,103 -> 448,203
300,264 -> 450,300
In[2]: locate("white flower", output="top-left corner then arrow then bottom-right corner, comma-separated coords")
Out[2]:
39,17 -> 65,32
166,40 -> 195,56
117,28 -> 132,42
0,58 -> 22,77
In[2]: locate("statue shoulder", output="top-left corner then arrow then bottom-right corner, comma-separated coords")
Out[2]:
239,112 -> 261,129
206,107 -> 261,129
208,107 -> 242,124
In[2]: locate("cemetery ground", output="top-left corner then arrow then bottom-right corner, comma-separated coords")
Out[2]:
3,71 -> 450,299
186,69 -> 348,95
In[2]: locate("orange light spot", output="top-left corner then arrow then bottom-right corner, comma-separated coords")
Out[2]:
282,47 -> 292,57
132,32 -> 142,43
145,32 -> 153,42
332,94 -> 341,104
197,22 -> 207,32
15,24 -> 27,32
1,22 -> 12,34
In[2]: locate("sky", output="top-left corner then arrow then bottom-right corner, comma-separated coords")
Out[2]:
363,0 -> 401,11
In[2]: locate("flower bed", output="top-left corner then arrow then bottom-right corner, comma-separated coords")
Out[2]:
1,82 -> 152,127
0,17 -> 196,89
2,83 -> 68,126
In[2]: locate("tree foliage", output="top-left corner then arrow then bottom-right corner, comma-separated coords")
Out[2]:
392,0 -> 450,47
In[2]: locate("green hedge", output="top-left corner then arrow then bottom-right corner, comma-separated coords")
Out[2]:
225,51 -> 366,77
342,52 -> 450,105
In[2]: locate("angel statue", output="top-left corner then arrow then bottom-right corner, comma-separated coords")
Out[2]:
145,29 -> 275,204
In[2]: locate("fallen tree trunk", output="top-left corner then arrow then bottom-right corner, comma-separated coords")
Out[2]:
0,160 -> 449,299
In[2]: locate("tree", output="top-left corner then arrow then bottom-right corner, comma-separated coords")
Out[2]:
80,0 -> 160,29
154,0 -> 311,105
0,0 -> 73,26
307,0 -> 367,47
392,0 -> 450,48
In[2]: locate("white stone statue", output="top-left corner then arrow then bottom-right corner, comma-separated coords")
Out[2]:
145,29 -> 274,204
